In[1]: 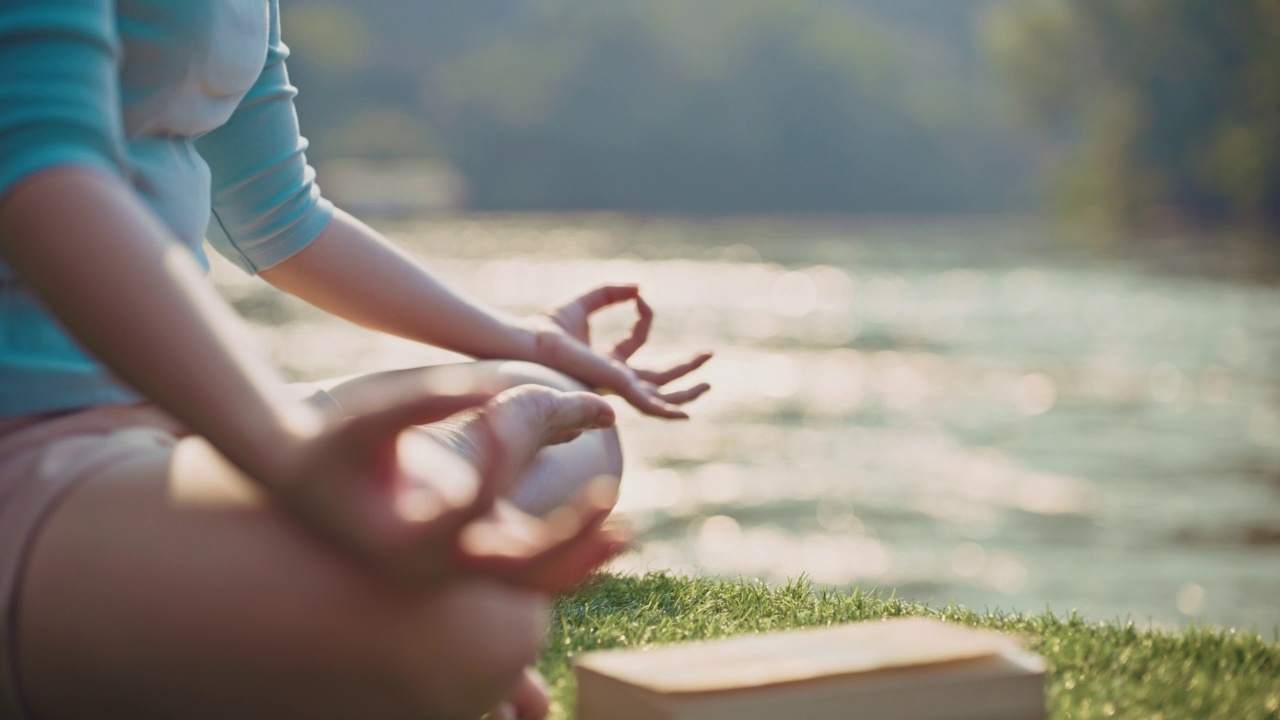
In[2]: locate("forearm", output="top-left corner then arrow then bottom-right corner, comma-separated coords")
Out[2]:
0,167 -> 322,482
259,208 -> 536,360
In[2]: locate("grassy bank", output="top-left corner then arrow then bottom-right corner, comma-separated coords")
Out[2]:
539,574 -> 1280,720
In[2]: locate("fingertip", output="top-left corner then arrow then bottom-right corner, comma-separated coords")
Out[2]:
655,400 -> 690,418
594,402 -> 616,429
394,486 -> 444,524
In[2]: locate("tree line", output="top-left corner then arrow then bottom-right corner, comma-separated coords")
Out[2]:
282,0 -> 1279,227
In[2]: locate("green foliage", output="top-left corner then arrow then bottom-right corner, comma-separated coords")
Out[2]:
544,574 -> 1280,720
984,0 -> 1280,227
284,0 -> 1031,214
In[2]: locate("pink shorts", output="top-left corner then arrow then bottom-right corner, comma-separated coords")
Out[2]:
0,388 -> 341,718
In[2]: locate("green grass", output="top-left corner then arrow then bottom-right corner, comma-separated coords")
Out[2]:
538,574 -> 1280,720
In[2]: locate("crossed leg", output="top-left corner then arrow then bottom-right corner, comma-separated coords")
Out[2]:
323,360 -> 623,516
13,361 -> 621,720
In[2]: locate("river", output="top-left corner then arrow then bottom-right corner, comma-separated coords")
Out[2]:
211,214 -> 1280,632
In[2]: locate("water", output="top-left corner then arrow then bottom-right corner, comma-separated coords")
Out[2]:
210,215 -> 1280,631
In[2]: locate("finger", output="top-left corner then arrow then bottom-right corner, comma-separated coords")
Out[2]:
520,522 -> 632,593
523,489 -> 633,585
391,432 -> 494,527
655,382 -> 711,405
508,668 -> 552,720
621,380 -> 690,419
346,440 -> 498,584
540,336 -> 689,418
460,515 -> 629,593
541,335 -> 637,395
635,351 -> 713,387
455,478 -> 618,572
610,295 -> 653,361
518,495 -> 635,593
560,284 -> 640,315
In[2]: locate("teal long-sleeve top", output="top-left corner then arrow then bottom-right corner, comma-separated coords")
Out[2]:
0,0 -> 334,417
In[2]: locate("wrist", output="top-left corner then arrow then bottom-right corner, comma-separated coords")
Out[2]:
223,400 -> 328,489
481,312 -> 542,363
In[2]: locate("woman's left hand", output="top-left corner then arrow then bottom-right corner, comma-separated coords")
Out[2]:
526,284 -> 711,419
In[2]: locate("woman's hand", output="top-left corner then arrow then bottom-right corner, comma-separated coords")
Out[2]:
527,284 -> 712,419
270,375 -> 629,590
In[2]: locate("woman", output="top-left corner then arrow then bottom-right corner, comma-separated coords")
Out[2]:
0,1 -> 710,718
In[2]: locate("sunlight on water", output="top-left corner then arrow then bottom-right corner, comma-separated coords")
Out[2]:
210,215 -> 1280,630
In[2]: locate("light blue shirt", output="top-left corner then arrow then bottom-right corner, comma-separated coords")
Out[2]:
0,0 -> 334,416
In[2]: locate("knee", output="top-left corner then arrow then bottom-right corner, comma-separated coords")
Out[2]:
381,579 -> 548,720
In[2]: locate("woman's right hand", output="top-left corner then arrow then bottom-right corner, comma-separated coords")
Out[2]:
270,376 -> 628,590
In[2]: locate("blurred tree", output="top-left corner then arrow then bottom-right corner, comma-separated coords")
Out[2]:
284,0 -> 1036,214
984,0 -> 1280,228
434,0 -> 1032,213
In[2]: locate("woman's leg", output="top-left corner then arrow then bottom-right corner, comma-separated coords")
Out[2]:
14,421 -> 556,719
324,360 -> 625,516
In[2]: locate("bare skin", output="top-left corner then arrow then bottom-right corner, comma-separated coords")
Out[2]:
17,369 -> 623,720
0,167 -> 709,718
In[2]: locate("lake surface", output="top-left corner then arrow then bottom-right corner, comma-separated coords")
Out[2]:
210,215 -> 1280,632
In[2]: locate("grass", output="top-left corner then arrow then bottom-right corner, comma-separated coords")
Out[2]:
537,573 -> 1280,720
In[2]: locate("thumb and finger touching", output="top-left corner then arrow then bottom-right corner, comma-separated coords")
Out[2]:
549,285 -> 712,418
303,288 -> 702,585
609,294 -> 652,361
385,386 -> 615,547
457,478 -> 631,592
451,387 -> 628,588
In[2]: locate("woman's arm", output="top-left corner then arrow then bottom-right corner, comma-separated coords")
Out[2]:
190,1 -> 710,418
259,207 -> 534,360
0,168 -> 625,590
0,167 -> 323,482
260,209 -> 713,418
0,0 -> 625,590
0,0 -> 319,477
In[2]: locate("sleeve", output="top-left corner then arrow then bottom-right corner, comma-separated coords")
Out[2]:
195,0 -> 334,275
0,0 -> 128,203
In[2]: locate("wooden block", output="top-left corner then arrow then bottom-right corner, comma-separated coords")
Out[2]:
575,618 -> 1046,720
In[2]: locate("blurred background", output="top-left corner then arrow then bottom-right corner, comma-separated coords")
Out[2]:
219,0 -> 1280,629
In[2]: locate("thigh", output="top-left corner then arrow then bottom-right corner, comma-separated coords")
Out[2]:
15,434 -> 544,720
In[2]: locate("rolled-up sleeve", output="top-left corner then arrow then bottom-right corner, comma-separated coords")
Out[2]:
196,0 -> 333,274
0,0 -> 127,203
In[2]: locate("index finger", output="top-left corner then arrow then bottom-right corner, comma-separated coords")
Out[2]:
569,284 -> 640,314
455,480 -> 630,590
610,294 -> 653,361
